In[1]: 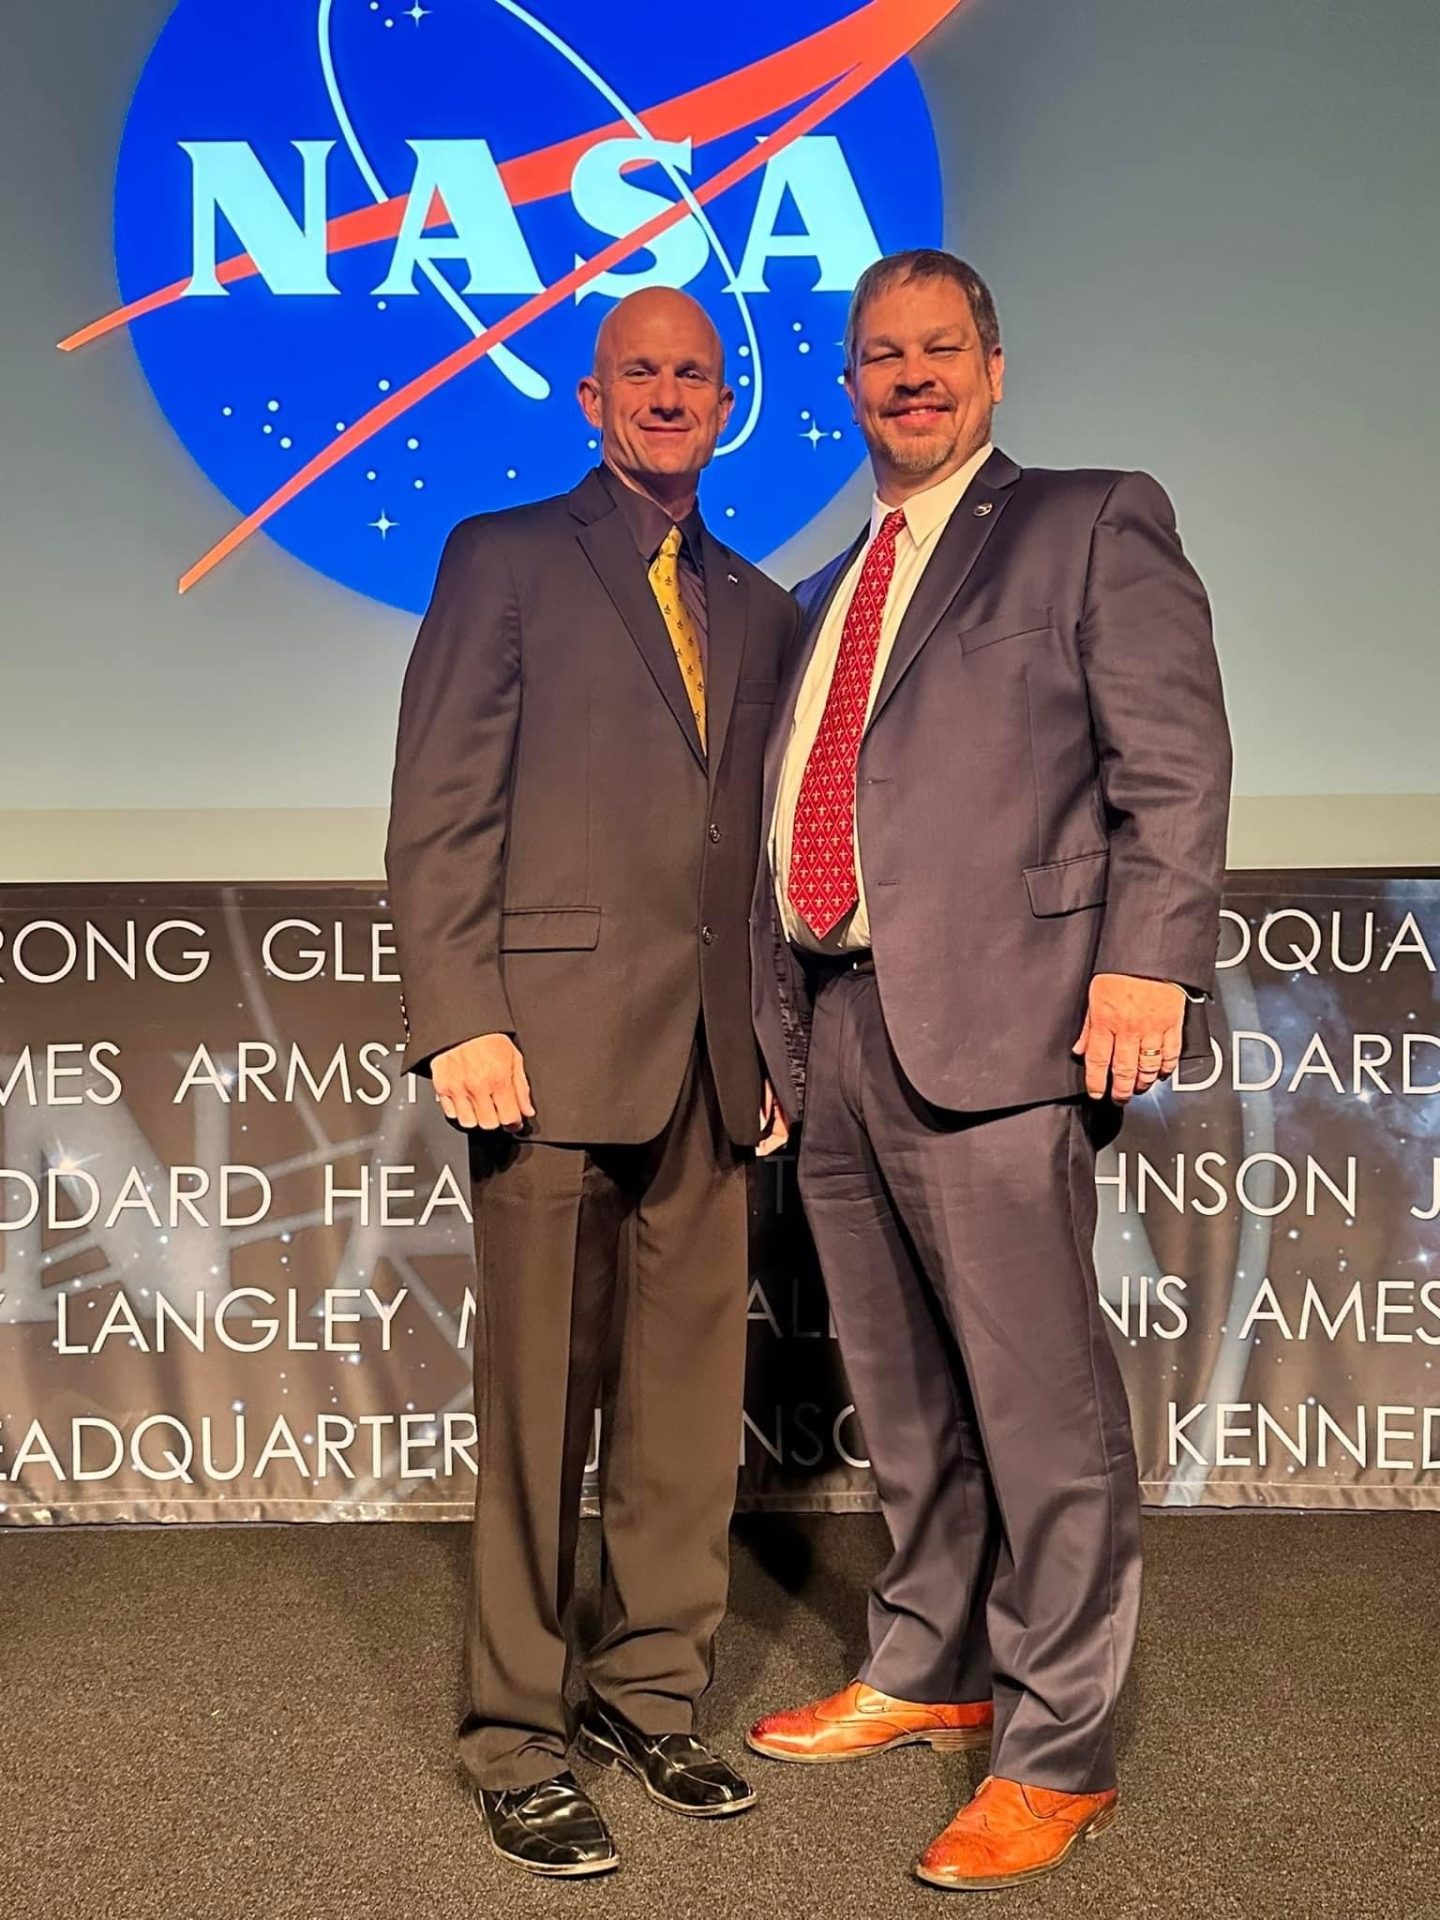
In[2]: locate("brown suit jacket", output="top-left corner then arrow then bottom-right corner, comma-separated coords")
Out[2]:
752,450 -> 1233,1118
386,466 -> 799,1145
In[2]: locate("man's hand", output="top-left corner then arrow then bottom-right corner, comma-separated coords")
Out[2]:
1073,974 -> 1185,1104
432,1033 -> 535,1131
756,1079 -> 791,1158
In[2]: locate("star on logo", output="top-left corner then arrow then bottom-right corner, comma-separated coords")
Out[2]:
801,423 -> 825,449
370,510 -> 398,537
406,2 -> 431,22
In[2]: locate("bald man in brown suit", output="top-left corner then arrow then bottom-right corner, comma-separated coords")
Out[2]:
387,289 -> 797,1878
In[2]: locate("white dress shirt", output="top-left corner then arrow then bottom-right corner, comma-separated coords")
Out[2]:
772,443 -> 994,953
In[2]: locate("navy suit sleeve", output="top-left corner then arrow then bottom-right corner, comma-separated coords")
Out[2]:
1079,472 -> 1232,993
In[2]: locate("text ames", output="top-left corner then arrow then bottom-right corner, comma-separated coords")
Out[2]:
1,1043 -> 123,1108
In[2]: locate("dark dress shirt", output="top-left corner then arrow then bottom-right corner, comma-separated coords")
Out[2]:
596,462 -> 709,666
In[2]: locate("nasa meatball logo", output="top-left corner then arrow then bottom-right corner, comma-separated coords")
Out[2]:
68,0 -> 952,612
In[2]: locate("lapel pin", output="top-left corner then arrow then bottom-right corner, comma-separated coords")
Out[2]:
727,572 -> 739,584
973,502 -> 993,517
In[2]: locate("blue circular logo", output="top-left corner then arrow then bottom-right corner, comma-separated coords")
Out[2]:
112,0 -> 944,611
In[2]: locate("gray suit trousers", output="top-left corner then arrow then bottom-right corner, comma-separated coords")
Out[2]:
797,968 -> 1141,1793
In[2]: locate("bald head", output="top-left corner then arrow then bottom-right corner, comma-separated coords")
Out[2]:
579,289 -> 733,514
592,286 -> 726,382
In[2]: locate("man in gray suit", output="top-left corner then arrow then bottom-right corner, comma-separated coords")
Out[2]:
746,251 -> 1231,1892
387,288 -> 795,1878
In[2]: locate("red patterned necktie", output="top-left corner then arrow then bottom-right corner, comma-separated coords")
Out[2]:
788,508 -> 908,939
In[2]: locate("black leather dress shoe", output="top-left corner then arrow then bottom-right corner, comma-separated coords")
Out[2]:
575,1699 -> 757,1818
475,1770 -> 619,1877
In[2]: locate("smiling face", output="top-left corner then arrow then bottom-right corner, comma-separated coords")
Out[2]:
845,273 -> 1004,502
578,288 -> 733,512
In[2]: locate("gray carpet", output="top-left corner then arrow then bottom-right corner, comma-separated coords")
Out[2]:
2,1513 -> 1435,1920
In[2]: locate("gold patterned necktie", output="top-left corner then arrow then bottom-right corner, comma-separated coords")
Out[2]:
648,524 -> 707,751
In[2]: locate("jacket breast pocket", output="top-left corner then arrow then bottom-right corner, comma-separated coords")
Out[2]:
499,907 -> 601,951
956,607 -> 1055,656
1023,850 -> 1108,917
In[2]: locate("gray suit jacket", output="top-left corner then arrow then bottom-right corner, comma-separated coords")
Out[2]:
752,448 -> 1232,1118
387,467 -> 799,1145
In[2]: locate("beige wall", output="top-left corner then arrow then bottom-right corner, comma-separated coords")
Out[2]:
3,797 -> 1437,883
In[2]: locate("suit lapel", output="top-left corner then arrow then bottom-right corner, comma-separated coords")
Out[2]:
698,526 -> 747,790
869,449 -> 1022,725
572,473 -> 705,771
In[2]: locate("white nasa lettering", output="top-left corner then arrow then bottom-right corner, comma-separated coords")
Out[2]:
571,138 -> 710,301
733,135 -> 883,290
181,135 -> 885,302
183,140 -> 339,296
374,139 -> 546,297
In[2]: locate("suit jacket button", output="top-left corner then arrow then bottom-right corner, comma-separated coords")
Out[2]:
701,925 -> 715,945
708,823 -> 721,843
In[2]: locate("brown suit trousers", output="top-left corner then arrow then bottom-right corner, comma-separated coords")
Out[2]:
458,1037 -> 748,1791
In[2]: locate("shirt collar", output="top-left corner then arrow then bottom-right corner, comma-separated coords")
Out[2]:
868,442 -> 994,551
597,461 -> 706,569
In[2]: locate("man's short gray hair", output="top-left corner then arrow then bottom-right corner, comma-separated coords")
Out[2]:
844,250 -> 1001,369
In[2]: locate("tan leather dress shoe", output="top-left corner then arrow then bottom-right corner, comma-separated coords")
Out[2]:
914,1774 -> 1119,1890
746,1682 -> 992,1764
